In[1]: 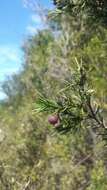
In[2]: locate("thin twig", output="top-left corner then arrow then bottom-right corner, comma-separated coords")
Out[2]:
22,179 -> 31,190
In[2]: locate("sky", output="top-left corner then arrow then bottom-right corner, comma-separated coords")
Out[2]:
0,0 -> 53,99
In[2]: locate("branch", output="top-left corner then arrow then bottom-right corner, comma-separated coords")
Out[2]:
87,96 -> 106,129
22,179 -> 31,190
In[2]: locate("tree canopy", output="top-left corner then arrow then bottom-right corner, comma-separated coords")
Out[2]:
0,0 -> 107,189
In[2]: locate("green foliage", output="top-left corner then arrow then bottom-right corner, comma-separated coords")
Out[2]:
53,0 -> 107,24
35,59 -> 107,138
86,160 -> 107,190
0,0 -> 107,189
35,97 -> 59,112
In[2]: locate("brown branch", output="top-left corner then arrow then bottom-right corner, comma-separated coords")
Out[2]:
87,96 -> 106,129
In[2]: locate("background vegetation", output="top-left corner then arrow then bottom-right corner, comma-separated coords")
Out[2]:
0,0 -> 107,189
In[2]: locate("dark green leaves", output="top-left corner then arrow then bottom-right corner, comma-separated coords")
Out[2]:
34,97 -> 59,113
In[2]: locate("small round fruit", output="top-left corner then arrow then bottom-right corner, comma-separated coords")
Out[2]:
48,115 -> 59,125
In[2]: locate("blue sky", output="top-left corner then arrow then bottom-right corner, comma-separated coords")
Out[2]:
0,0 -> 53,99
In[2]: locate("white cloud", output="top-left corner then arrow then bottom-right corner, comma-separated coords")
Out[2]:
31,14 -> 42,24
0,91 -> 7,100
0,45 -> 23,99
0,45 -> 22,81
0,46 -> 21,63
0,67 -> 20,75
26,25 -> 38,35
26,13 -> 43,35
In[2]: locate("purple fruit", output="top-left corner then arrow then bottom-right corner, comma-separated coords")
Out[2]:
48,115 -> 59,125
